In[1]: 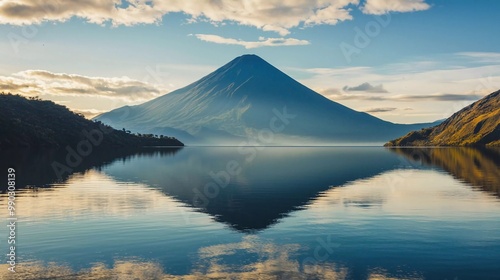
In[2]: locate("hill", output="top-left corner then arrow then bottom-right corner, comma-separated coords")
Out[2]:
95,54 -> 435,145
0,93 -> 183,148
386,90 -> 500,147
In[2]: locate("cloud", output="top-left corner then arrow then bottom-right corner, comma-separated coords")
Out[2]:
300,55 -> 500,103
323,91 -> 483,102
343,82 -> 388,93
318,89 -> 385,101
296,53 -> 500,123
364,107 -> 396,113
0,235 -> 350,279
457,52 -> 500,63
72,108 -> 108,119
0,0 -> 431,35
393,93 -> 482,102
0,0 -> 164,26
361,0 -> 431,15
194,34 -> 310,49
0,70 -> 163,101
320,87 -> 342,96
303,1 -> 358,26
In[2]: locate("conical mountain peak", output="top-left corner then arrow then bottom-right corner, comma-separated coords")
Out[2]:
218,54 -> 278,75
188,54 -> 296,100
232,54 -> 267,65
96,55 -> 435,145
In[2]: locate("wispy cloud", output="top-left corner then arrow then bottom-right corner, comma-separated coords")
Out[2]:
302,54 -> 500,101
457,52 -> 500,63
364,107 -> 396,113
319,91 -> 384,101
0,70 -> 163,101
194,34 -> 310,49
393,93 -> 481,102
0,0 -> 431,35
361,0 -> 431,15
343,82 -> 388,93
72,108 -> 108,119
259,52 -> 500,123
320,91 -> 482,102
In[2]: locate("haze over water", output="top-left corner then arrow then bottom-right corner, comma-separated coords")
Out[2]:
1,147 -> 500,279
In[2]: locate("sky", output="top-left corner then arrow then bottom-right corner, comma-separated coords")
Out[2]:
1,0 -> 499,123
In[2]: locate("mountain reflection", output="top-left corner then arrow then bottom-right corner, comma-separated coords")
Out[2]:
99,147 -> 406,232
3,147 -> 500,279
389,147 -> 500,197
3,147 -> 500,233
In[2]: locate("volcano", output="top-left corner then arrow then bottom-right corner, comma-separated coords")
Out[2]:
96,54 -> 433,145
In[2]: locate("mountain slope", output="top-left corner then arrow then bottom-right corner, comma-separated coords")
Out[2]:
386,90 -> 500,147
0,94 -> 183,148
96,54 -> 433,145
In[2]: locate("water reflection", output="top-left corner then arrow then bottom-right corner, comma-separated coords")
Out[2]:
1,147 -> 500,279
305,169 -> 500,222
100,147 -> 406,232
2,147 -> 499,232
0,147 -> 181,192
2,171 -> 192,221
0,235 -> 424,280
389,147 -> 500,197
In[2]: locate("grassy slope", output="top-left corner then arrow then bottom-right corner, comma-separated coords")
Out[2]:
0,94 -> 184,148
386,90 -> 500,147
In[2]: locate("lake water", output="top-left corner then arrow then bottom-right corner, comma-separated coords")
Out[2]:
1,147 -> 499,279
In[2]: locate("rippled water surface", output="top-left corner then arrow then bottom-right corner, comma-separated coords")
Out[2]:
1,147 -> 499,279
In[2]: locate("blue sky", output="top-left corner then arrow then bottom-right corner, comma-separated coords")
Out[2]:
1,0 -> 499,123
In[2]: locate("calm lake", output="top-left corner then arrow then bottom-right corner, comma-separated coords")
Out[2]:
1,147 -> 500,279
